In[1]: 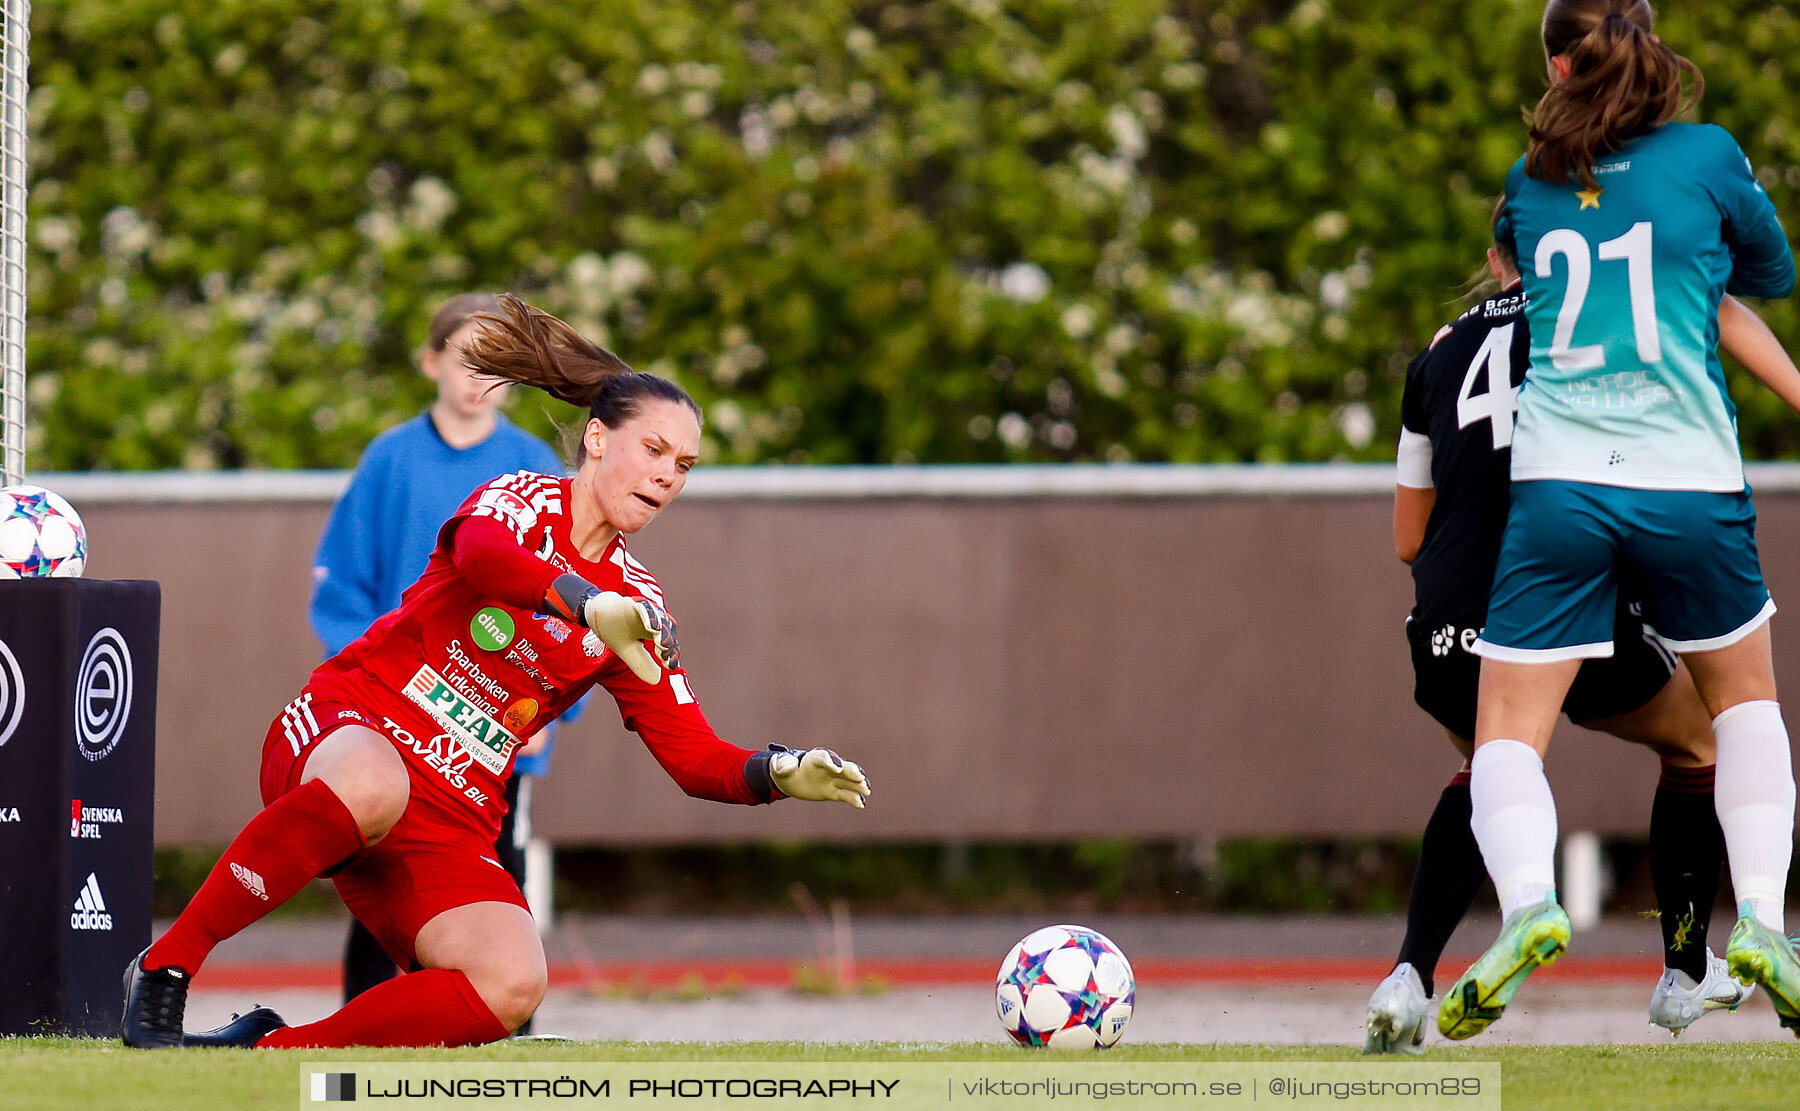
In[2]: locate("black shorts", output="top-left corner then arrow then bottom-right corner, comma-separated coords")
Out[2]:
1408,597 -> 1677,741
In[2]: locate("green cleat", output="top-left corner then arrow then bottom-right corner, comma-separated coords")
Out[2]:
1436,898 -> 1570,1041
1723,906 -> 1800,1036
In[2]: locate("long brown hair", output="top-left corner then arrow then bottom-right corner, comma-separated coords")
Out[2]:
1462,197 -> 1520,302
1526,0 -> 1702,191
459,293 -> 700,428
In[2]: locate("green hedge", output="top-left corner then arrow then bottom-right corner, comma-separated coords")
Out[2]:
23,0 -> 1800,469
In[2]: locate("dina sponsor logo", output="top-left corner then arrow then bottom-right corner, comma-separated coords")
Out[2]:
0,637 -> 22,748
70,798 -> 125,839
470,607 -> 515,652
71,872 -> 113,931
76,628 -> 134,762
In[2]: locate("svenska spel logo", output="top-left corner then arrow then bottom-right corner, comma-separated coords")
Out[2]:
310,1072 -> 355,1102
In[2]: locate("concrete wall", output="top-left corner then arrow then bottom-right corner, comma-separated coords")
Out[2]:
35,465 -> 1800,846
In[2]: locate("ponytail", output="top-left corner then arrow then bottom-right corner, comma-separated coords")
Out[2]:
460,293 -> 701,429
460,293 -> 633,407
1526,0 -> 1702,191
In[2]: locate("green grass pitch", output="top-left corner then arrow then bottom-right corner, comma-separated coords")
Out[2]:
4,1039 -> 1799,1111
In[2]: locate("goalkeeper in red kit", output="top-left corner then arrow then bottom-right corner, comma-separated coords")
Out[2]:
121,296 -> 870,1049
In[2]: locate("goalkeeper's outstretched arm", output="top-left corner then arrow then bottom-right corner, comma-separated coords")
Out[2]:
746,745 -> 872,809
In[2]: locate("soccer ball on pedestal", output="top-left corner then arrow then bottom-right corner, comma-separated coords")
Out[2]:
995,924 -> 1134,1048
0,484 -> 87,578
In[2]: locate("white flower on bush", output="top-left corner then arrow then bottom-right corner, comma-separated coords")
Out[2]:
997,262 -> 1050,303
740,106 -> 775,160
102,206 -> 155,258
608,253 -> 653,298
1313,211 -> 1349,243
1060,304 -> 1095,339
1334,402 -> 1375,450
406,177 -> 457,233
1107,105 -> 1147,162
642,132 -> 676,173
33,216 -> 77,254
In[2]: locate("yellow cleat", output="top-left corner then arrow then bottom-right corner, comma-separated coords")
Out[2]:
1437,899 -> 1570,1041
1723,907 -> 1800,1036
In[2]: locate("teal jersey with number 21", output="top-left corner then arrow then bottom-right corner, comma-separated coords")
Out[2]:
1495,122 -> 1794,493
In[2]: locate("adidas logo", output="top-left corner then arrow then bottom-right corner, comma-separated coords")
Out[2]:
70,872 -> 114,931
231,862 -> 269,901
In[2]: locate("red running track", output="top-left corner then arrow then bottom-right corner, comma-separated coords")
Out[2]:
195,954 -> 1665,992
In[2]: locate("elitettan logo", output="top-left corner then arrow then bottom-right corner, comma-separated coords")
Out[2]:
0,637 -> 23,749
76,628 -> 133,762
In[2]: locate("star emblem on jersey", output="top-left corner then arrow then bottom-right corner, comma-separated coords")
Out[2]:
1432,625 -> 1455,657
1577,187 -> 1602,210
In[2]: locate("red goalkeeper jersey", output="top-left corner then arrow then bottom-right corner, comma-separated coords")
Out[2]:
308,470 -> 761,830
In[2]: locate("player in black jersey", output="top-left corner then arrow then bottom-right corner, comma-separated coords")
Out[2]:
1365,227 -> 1800,1053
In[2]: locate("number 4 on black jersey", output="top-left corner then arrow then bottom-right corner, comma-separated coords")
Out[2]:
1400,284 -> 1528,626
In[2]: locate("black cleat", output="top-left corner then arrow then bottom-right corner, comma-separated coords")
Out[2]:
184,1006 -> 287,1048
121,947 -> 190,1048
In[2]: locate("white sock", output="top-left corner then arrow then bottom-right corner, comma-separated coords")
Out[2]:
1471,739 -> 1559,919
1714,700 -> 1795,931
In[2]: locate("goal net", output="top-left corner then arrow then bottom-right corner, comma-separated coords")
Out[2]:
0,1 -> 25,487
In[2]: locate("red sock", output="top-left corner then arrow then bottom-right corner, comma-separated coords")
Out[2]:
1658,762 -> 1716,793
146,779 -> 364,975
258,968 -> 510,1048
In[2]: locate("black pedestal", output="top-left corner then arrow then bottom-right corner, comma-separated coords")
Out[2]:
0,579 -> 160,1036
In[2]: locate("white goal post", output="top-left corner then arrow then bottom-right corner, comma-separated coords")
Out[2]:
0,0 -> 27,487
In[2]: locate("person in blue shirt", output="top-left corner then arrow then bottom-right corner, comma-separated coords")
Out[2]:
1438,0 -> 1800,1042
311,294 -> 566,649
310,292 -> 575,1015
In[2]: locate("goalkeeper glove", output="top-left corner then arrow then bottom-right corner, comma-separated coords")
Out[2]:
768,746 -> 871,808
547,573 -> 680,685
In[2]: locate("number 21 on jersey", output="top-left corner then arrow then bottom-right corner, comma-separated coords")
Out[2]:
1536,221 -> 1661,371
1457,323 -> 1518,451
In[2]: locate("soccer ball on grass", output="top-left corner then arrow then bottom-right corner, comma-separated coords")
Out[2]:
0,484 -> 87,578
995,924 -> 1134,1048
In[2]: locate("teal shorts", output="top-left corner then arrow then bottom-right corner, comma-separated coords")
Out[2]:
1475,480 -> 1774,661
